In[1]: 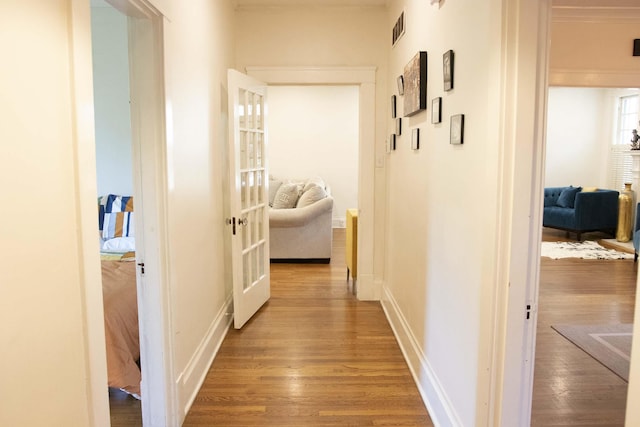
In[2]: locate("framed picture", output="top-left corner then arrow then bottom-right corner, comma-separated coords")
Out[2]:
411,128 -> 420,150
403,51 -> 428,117
397,75 -> 404,95
390,133 -> 397,150
431,97 -> 442,124
391,95 -> 397,118
396,118 -> 402,136
443,50 -> 454,91
392,11 -> 405,47
450,114 -> 464,145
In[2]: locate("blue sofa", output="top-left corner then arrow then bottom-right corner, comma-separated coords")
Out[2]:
543,186 -> 619,241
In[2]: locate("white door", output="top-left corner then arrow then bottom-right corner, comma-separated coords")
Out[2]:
227,69 -> 270,329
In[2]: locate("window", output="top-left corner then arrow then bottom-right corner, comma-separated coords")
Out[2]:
609,94 -> 639,191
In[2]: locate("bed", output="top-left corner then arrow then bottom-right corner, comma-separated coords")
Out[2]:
99,194 -> 141,399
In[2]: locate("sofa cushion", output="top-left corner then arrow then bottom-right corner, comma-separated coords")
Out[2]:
557,186 -> 581,208
269,180 -> 282,207
297,185 -> 327,208
272,183 -> 302,209
303,176 -> 325,192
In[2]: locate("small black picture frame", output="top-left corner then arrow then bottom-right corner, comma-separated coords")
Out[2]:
397,75 -> 404,95
450,114 -> 464,145
411,128 -> 420,150
390,133 -> 397,150
443,50 -> 454,91
396,118 -> 402,135
431,97 -> 442,124
391,95 -> 397,118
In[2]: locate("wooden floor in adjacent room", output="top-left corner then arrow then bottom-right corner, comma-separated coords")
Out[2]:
531,228 -> 637,426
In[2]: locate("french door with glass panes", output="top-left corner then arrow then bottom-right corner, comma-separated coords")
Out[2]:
227,69 -> 270,329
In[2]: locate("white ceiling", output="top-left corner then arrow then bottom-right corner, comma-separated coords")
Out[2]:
92,0 -> 637,10
233,0 -> 388,7
552,0 -> 640,7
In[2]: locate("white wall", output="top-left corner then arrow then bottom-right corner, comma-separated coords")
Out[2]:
1,0 -> 237,425
0,0 -> 106,425
545,87 -> 611,188
268,85 -> 359,227
91,6 -> 134,197
234,3 -> 388,286
381,0 -> 522,425
160,0 -> 236,420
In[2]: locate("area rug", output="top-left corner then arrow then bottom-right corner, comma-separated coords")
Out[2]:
541,241 -> 634,260
552,323 -> 633,381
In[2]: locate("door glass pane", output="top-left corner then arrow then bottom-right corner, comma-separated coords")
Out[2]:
242,252 -> 250,290
247,132 -> 254,169
256,171 -> 264,204
258,244 -> 265,278
257,206 -> 264,241
247,92 -> 254,129
242,215 -> 249,250
251,249 -> 257,286
240,131 -> 247,169
256,133 -> 263,168
239,89 -> 246,129
241,172 -> 248,210
248,172 -> 255,207
256,95 -> 263,130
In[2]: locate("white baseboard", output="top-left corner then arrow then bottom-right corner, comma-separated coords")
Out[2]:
381,286 -> 462,427
332,217 -> 346,228
176,295 -> 233,422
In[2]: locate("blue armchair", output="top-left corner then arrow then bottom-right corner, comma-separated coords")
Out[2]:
543,186 -> 619,241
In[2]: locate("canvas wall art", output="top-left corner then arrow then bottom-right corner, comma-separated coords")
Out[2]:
403,51 -> 427,117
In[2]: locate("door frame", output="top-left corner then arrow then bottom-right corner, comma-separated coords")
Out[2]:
489,1 -> 552,424
246,66 -> 377,300
126,2 -> 177,425
71,0 -> 176,425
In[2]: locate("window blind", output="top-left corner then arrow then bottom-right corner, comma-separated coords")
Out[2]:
608,95 -> 639,191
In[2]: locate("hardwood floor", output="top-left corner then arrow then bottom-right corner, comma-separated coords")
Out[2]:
110,227 -> 636,426
109,388 -> 142,427
531,228 -> 636,426
184,228 -> 432,426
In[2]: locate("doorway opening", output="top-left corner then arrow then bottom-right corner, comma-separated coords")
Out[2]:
247,67 -> 377,299
268,84 -> 360,232
531,86 -> 640,425
87,0 -> 175,424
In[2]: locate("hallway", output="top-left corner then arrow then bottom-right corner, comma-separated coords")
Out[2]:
183,229 -> 432,426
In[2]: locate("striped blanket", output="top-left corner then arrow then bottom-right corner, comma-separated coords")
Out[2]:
99,195 -> 135,239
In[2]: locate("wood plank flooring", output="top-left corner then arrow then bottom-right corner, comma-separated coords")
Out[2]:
110,227 -> 637,426
531,229 -> 636,426
183,228 -> 432,426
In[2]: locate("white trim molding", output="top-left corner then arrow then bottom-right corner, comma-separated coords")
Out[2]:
549,69 -> 640,88
381,286 -> 462,427
245,66 -> 380,301
552,6 -> 640,22
246,66 -> 376,84
177,296 -> 233,419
